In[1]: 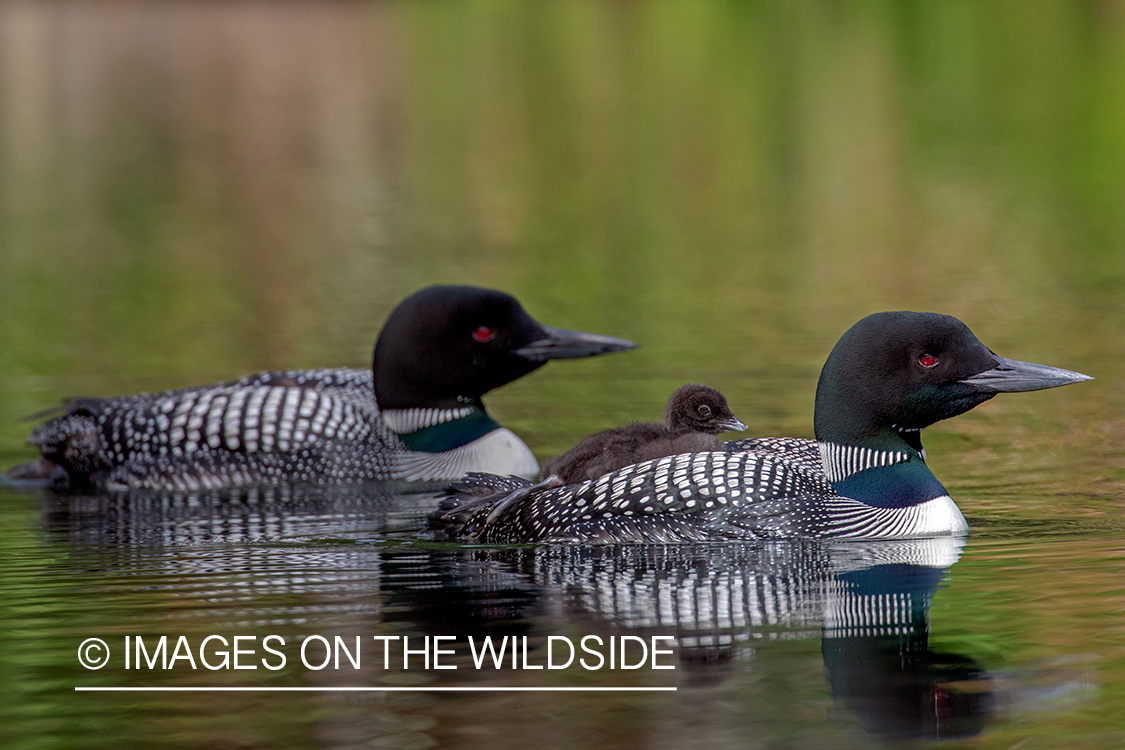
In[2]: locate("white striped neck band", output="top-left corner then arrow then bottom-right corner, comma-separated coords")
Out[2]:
380,407 -> 479,434
817,442 -> 916,484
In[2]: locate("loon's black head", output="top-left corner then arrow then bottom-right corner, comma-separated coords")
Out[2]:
665,384 -> 748,435
814,312 -> 1091,452
373,285 -> 636,410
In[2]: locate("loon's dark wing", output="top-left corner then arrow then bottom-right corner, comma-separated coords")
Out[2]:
443,472 -> 537,498
726,436 -> 823,474
229,368 -> 374,392
25,367 -> 396,489
432,451 -> 837,543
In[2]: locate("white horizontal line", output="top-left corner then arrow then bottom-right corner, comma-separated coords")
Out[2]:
76,686 -> 676,693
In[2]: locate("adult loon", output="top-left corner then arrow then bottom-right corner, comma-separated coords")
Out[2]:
429,312 -> 1091,543
8,285 -> 635,491
543,383 -> 747,484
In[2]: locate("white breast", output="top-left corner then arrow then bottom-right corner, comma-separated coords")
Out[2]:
824,493 -> 969,539
390,428 -> 540,482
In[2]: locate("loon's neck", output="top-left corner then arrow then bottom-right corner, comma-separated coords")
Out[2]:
381,406 -> 501,453
817,430 -> 948,509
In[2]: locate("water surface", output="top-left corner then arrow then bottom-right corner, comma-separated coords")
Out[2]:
2,2 -> 1124,748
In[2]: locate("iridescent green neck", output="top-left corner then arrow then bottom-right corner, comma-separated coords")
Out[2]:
392,408 -> 501,453
818,434 -> 948,509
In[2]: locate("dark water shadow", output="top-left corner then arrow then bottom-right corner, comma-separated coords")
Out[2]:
30,483 -> 994,742
36,481 -> 445,546
444,539 -> 993,742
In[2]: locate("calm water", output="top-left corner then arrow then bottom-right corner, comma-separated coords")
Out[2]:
2,2 -> 1124,748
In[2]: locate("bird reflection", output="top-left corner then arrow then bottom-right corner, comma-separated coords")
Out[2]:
821,560 -> 993,740
403,539 -> 996,741
37,481 -> 441,546
32,483 -> 996,740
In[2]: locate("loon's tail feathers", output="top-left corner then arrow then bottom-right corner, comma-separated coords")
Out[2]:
428,473 -> 546,541
19,397 -> 101,423
442,472 -> 537,499
1,457 -> 60,485
22,409 -> 107,485
2,401 -> 104,488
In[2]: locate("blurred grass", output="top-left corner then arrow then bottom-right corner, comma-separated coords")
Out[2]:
1,0 -> 1121,473
0,3 -> 1124,747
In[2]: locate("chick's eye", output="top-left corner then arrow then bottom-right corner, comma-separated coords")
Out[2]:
472,326 -> 497,343
698,405 -> 712,416
919,353 -> 938,368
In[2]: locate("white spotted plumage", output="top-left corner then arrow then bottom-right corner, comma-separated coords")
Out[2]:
442,445 -> 968,544
28,368 -> 539,490
380,407 -> 477,434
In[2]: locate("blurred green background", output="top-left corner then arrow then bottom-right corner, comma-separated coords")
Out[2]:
2,2 -> 1125,748
2,0 -> 1121,463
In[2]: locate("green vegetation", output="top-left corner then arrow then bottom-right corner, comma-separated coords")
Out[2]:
1,2 -> 1122,748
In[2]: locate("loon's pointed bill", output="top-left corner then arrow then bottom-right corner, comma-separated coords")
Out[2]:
961,355 -> 1093,393
513,325 -> 637,361
720,416 -> 749,432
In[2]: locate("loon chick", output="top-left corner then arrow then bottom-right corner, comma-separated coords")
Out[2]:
430,312 -> 1091,543
543,383 -> 747,484
428,384 -> 746,533
10,285 -> 635,491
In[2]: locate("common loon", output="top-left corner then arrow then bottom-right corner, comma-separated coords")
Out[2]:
429,311 -> 1091,543
8,285 -> 635,491
543,383 -> 747,484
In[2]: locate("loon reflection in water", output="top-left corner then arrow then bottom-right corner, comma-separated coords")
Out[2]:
35,484 -> 1028,741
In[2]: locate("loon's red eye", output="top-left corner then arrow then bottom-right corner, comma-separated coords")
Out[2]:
472,326 -> 497,343
919,353 -> 938,368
